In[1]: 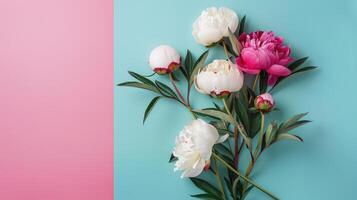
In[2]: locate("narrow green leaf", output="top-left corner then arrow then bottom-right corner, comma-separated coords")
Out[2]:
248,112 -> 261,138
265,122 -> 278,146
191,193 -> 220,200
155,80 -> 178,99
232,177 -> 241,200
185,50 -> 194,76
227,28 -> 239,56
117,81 -> 159,93
190,50 -> 209,85
193,109 -> 234,124
280,113 -> 309,130
288,57 -> 309,71
292,66 -> 317,74
214,143 -> 233,158
128,71 -> 156,87
280,120 -> 311,133
234,100 -> 249,131
143,96 -> 161,124
276,133 -> 303,142
259,71 -> 268,94
179,66 -> 188,80
190,178 -> 223,200
270,65 -> 316,92
224,178 -> 233,197
241,185 -> 254,200
238,15 -> 246,36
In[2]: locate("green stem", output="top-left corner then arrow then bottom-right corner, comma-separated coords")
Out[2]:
169,73 -> 188,106
212,153 -> 279,200
222,98 -> 252,156
249,74 -> 260,103
255,112 -> 265,158
213,158 -> 227,200
222,42 -> 230,60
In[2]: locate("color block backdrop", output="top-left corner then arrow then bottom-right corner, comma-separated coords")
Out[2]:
0,0 -> 113,199
116,0 -> 357,199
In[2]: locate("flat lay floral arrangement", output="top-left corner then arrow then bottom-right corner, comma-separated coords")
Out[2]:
118,6 -> 316,200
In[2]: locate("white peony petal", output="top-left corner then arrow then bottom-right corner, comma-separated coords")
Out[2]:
149,45 -> 180,70
194,60 -> 244,95
216,134 -> 229,144
192,7 -> 239,46
180,158 -> 205,178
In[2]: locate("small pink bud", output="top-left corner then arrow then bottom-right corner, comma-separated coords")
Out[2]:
254,93 -> 274,112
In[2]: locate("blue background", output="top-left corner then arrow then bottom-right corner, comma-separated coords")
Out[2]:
115,0 -> 357,199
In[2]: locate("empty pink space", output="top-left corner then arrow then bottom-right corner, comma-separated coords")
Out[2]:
0,0 -> 113,200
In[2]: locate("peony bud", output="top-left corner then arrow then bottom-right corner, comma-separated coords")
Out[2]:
173,119 -> 228,178
194,60 -> 244,98
254,93 -> 275,112
192,7 -> 239,46
149,45 -> 180,74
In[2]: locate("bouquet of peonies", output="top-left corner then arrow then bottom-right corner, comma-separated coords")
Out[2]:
119,7 -> 316,200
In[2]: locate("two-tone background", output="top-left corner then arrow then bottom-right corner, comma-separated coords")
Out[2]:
1,0 -> 356,199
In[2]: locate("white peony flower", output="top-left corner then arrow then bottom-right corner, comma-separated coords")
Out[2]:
149,45 -> 180,74
194,59 -> 244,97
173,119 -> 228,178
192,7 -> 239,46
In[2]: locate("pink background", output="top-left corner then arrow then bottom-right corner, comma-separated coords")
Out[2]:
0,0 -> 113,199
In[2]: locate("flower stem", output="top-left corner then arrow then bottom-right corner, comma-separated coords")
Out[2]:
222,98 -> 252,157
212,153 -> 279,200
233,126 -> 239,169
169,73 -> 189,107
213,158 -> 227,200
249,74 -> 260,103
242,112 -> 265,195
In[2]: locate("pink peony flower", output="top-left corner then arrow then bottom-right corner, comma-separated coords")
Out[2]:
236,31 -> 293,85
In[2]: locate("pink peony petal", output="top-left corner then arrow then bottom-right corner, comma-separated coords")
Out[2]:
238,66 -> 261,74
267,64 -> 291,76
268,75 -> 279,86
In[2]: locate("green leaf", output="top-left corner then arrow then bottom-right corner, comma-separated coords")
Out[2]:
154,80 -> 178,99
224,178 -> 233,197
292,66 -> 317,74
214,143 -> 233,158
232,177 -> 241,200
288,57 -> 309,71
265,122 -> 278,146
191,193 -> 220,200
280,113 -> 309,130
143,96 -> 161,124
194,109 -> 234,124
276,133 -> 303,142
280,120 -> 311,133
237,15 -> 246,36
185,50 -> 194,76
234,99 -> 249,131
227,28 -> 239,56
190,50 -> 209,85
179,66 -> 188,80
190,178 -> 223,200
128,71 -> 156,87
241,185 -> 254,200
248,112 -> 261,138
117,81 -> 159,93
169,153 -> 177,163
259,71 -> 268,94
